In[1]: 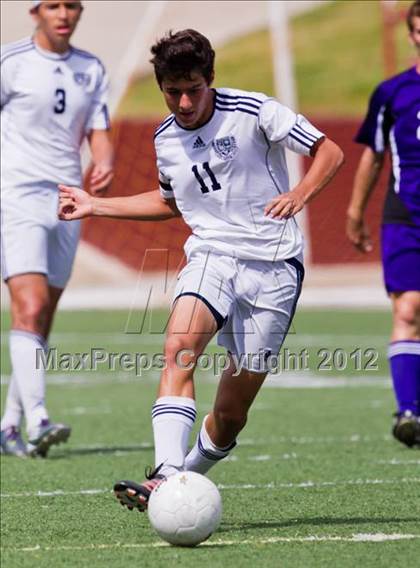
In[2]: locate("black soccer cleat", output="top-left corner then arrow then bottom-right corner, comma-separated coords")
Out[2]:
392,410 -> 420,448
114,464 -> 166,512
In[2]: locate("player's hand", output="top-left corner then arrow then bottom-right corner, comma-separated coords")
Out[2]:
264,190 -> 306,220
89,164 -> 114,195
58,185 -> 94,220
346,214 -> 373,253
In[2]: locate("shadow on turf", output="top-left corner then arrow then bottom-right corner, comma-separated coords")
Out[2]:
219,516 -> 419,533
48,444 -> 152,459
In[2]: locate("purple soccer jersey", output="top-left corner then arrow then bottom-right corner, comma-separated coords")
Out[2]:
356,66 -> 420,226
356,67 -> 420,293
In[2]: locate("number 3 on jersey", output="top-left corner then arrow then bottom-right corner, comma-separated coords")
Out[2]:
192,162 -> 221,194
54,88 -> 66,114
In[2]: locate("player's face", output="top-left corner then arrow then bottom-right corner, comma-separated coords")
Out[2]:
32,2 -> 83,51
409,16 -> 420,56
161,72 -> 214,129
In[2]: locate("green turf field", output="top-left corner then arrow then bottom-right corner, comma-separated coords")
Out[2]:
1,309 -> 419,567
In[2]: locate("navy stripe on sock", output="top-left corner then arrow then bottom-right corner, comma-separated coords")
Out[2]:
198,435 -> 223,461
152,409 -> 196,422
152,404 -> 197,420
152,404 -> 197,417
197,434 -> 236,460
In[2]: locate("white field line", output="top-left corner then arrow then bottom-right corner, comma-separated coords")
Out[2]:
233,434 -> 393,445
377,459 -> 420,466
2,477 -> 419,499
0,332 -> 388,347
0,373 -> 390,389
15,434 -> 389,456
62,406 -> 112,416
3,533 -> 420,553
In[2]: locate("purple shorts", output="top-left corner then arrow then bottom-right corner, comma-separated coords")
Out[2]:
381,224 -> 420,293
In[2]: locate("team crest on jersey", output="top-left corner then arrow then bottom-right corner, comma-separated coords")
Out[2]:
212,136 -> 238,161
73,72 -> 91,87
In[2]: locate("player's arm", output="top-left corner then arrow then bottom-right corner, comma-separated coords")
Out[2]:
259,101 -> 343,220
264,137 -> 344,219
58,185 -> 181,221
345,147 -> 384,253
345,82 -> 389,252
86,129 -> 115,195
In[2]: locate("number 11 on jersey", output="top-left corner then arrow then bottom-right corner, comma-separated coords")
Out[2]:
192,162 -> 221,194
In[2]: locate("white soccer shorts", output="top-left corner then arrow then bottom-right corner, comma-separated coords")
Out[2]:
173,250 -> 304,372
1,185 -> 80,289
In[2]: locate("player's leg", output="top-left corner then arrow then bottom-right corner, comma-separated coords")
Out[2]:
0,375 -> 26,457
43,285 -> 64,339
6,273 -> 51,435
4,273 -> 70,456
382,224 -> 420,447
185,354 -> 267,473
185,256 -> 304,473
389,291 -> 420,447
24,212 -> 83,456
154,293 -> 218,473
114,294 -> 219,511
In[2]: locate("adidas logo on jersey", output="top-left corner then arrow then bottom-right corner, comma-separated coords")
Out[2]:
193,136 -> 206,149
54,67 -> 63,74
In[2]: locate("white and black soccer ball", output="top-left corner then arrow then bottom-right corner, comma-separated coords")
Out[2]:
147,471 -> 222,547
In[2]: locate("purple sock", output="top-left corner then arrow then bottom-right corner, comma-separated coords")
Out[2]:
388,341 -> 420,415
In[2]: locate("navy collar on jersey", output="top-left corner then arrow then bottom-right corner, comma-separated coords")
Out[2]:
174,89 -> 217,132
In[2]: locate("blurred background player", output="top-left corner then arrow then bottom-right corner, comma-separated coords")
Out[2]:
58,29 -> 343,510
346,1 -> 420,447
0,0 -> 114,457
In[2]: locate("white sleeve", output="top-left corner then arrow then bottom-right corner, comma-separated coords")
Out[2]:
85,64 -> 110,132
158,170 -> 174,200
259,99 -> 325,156
0,58 -> 13,108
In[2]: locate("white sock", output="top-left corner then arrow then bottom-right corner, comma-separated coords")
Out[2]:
9,330 -> 49,437
152,395 -> 196,477
1,374 -> 23,431
184,415 -> 236,474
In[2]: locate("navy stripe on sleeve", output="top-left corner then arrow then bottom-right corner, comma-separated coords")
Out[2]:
215,105 -> 259,118
289,131 -> 312,149
102,105 -> 111,129
216,97 -> 261,111
216,92 -> 264,105
292,124 -> 318,142
154,116 -> 175,138
159,181 -> 173,192
1,44 -> 35,65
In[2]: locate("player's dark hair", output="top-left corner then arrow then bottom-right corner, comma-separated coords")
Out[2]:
150,29 -> 215,87
407,0 -> 420,31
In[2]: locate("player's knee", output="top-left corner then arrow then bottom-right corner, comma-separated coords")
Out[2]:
394,296 -> 420,329
164,335 -> 194,369
13,295 -> 49,330
213,405 -> 247,436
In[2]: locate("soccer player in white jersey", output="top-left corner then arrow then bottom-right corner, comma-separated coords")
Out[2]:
0,1 -> 114,457
58,30 -> 343,508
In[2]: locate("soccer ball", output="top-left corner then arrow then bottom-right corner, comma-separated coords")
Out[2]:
147,471 -> 222,546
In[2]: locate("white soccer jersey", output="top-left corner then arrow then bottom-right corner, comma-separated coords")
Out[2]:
1,37 -> 110,190
155,88 -> 325,262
